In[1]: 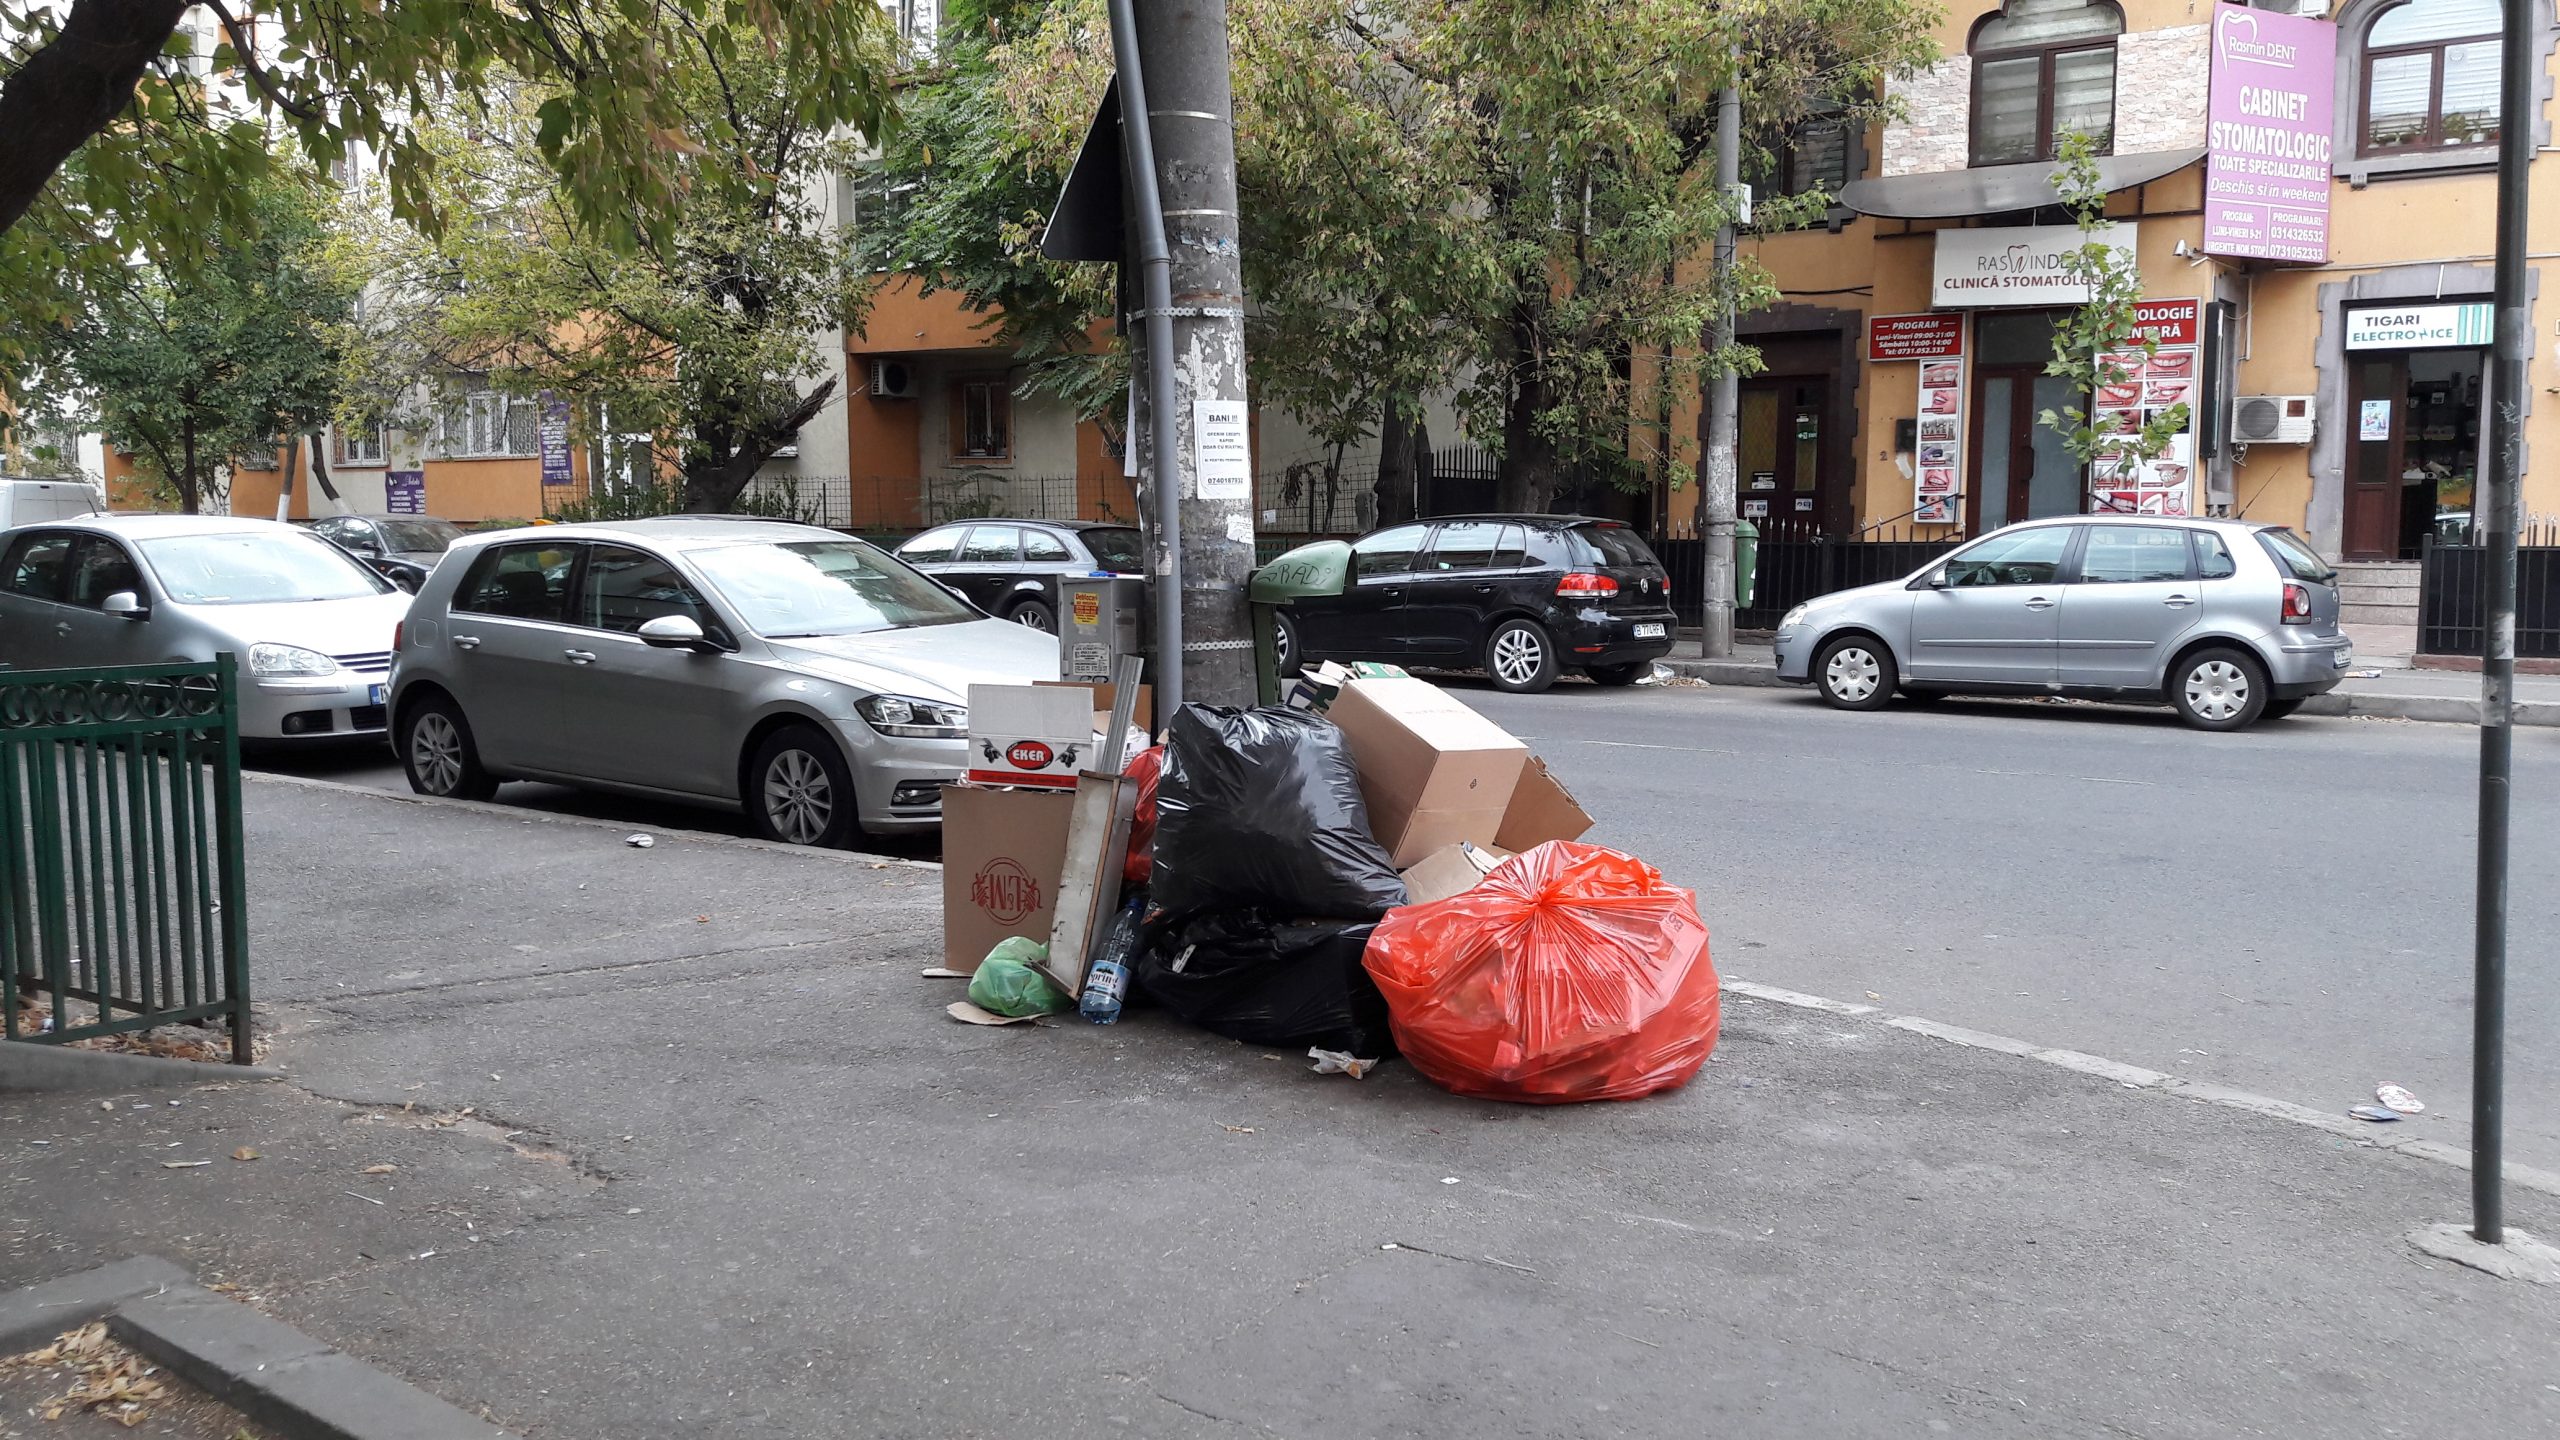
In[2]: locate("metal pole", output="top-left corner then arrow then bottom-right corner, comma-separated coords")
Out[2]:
2470,0 -> 2534,1247
1104,0 -> 1187,718
1130,0 -> 1256,708
1698,80 -> 1741,657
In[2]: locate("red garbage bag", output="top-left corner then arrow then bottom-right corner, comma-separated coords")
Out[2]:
1123,745 -> 1163,886
1362,841 -> 1718,1104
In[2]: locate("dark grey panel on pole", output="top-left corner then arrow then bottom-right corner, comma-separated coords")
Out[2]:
1698,81 -> 1741,657
1130,0 -> 1256,708
2470,0 -> 2536,1247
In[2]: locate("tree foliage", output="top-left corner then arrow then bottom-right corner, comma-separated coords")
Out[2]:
34,161 -> 355,513
2041,131 -> 2190,498
344,41 -> 871,514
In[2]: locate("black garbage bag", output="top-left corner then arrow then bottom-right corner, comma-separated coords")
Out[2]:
1135,910 -> 1396,1056
1152,705 -> 1407,919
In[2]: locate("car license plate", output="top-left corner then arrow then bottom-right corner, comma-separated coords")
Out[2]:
369,683 -> 386,705
2333,648 -> 2352,670
1633,622 -> 1665,639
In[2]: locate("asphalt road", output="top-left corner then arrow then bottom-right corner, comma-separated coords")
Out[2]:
253,678 -> 2559,1167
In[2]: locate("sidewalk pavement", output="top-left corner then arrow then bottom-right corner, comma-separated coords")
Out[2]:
4,776 -> 2556,1439
1667,638 -> 2560,725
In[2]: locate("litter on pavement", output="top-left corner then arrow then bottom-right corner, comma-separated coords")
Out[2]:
2348,1104 -> 2403,1122
625,833 -> 654,848
934,671 -> 1718,1103
2376,1083 -> 2424,1114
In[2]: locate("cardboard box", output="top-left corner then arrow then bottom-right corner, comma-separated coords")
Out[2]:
1495,755 -> 1594,853
941,784 -> 1076,971
1399,841 -> 1515,906
1035,680 -> 1154,732
1325,676 -> 1528,868
967,683 -> 1102,789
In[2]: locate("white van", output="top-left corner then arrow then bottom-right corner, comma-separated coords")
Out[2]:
0,478 -> 106,530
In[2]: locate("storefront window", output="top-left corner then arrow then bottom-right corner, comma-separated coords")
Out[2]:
2361,0 -> 2503,155
1968,0 -> 2124,166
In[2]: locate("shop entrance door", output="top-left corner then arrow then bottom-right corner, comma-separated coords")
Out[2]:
1966,312 -> 2084,533
1739,376 -> 1829,531
2345,350 -> 2485,559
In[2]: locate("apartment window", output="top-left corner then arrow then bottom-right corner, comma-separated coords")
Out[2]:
336,425 -> 386,467
440,389 -> 538,459
951,377 -> 1011,462
1750,101 -> 1854,206
1969,0 -> 2124,166
2361,0 -> 2502,155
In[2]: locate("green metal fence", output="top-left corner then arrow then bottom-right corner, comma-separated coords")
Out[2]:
0,658 -> 252,1062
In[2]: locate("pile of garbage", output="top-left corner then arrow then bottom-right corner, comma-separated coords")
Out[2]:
937,663 -> 1720,1104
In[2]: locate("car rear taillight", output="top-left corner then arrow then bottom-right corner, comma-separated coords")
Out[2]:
1556,572 -> 1619,598
393,621 -> 405,651
2281,581 -> 2312,624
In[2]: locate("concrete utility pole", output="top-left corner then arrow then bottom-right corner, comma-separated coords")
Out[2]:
1696,80 -> 1742,658
1127,0 -> 1257,709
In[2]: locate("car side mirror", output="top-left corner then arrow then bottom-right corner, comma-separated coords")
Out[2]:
103,591 -> 148,621
638,615 -> 717,652
1911,566 -> 1948,591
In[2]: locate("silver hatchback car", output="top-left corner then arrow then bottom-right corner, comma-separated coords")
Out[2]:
1773,516 -> 2351,730
389,518 -> 1059,845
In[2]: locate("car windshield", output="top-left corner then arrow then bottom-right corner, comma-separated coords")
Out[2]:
1572,524 -> 1661,569
138,531 -> 391,604
2256,527 -> 2337,583
689,539 -> 979,637
1084,527 -> 1144,574
377,519 -> 464,553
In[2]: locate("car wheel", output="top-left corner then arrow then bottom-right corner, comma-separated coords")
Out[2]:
1814,634 -> 1895,711
399,695 -> 498,801
748,725 -> 861,848
1273,612 -> 1304,677
1009,599 -> 1057,633
1585,662 -> 1647,687
2172,647 -> 2269,731
1485,619 -> 1560,694
2262,697 -> 2306,720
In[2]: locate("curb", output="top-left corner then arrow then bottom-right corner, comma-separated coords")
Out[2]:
0,1042 -> 280,1095
1663,662 -> 2560,727
1721,977 -> 2560,1199
0,1260 -> 507,1440
1661,660 -> 1789,689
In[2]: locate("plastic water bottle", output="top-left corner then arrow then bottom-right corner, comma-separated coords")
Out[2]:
1080,895 -> 1147,1024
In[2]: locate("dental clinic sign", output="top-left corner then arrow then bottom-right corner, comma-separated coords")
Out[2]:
2203,6 -> 2336,263
1931,223 -> 2135,308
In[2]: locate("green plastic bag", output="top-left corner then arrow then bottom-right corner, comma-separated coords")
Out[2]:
969,938 -> 1069,1017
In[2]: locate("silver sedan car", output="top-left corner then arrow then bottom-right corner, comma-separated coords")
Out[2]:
0,515 -> 407,740
1773,516 -> 2351,730
389,517 -> 1060,846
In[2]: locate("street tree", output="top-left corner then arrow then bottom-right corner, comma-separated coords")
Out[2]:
40,161 -> 354,513
346,44 -> 870,514
2040,131 -> 2191,500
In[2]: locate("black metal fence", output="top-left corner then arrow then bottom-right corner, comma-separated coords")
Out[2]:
1645,518 -> 1963,629
2417,529 -> 2560,659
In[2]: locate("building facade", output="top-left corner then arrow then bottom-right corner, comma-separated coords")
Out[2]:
1716,0 -> 2556,564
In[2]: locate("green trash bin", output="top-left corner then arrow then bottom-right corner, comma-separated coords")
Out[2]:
1734,518 -> 1760,610
1246,540 -> 1353,704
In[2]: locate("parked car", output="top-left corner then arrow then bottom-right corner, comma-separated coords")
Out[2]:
0,514 -> 407,740
893,519 -> 1146,631
301,514 -> 467,592
1771,516 -> 2350,731
1272,515 -> 1678,694
0,477 -> 105,529
389,517 -> 1059,846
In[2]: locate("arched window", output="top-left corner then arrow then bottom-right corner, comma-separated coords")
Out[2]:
2361,0 -> 2503,154
1969,0 -> 2125,167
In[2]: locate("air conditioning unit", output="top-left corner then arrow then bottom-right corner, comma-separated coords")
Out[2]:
869,359 -> 917,399
2232,394 -> 2315,445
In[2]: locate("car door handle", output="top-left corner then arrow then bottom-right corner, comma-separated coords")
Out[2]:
563,649 -> 597,665
54,621 -> 72,635
451,635 -> 482,650
2163,594 -> 2196,607
1473,583 -> 1495,593
2022,596 -> 2055,610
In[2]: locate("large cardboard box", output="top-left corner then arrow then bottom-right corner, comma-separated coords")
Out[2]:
1495,755 -> 1594,852
1399,841 -> 1515,907
941,784 -> 1076,971
966,684 -> 1101,789
1326,677 -> 1528,868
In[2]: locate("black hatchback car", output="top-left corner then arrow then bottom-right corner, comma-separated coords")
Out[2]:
1277,516 -> 1677,693
893,519 -> 1145,632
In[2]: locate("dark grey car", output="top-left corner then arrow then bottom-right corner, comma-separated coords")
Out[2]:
894,520 -> 1144,632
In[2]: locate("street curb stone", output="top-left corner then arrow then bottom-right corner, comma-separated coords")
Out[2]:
1666,661 -> 2560,726
0,1257 -> 192,1352
0,1041 -> 281,1095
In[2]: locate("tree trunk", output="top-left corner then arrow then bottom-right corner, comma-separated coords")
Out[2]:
676,378 -> 839,513
0,0 -> 191,238
1498,377 -> 1559,514
1375,398 -> 1420,526
178,424 -> 200,515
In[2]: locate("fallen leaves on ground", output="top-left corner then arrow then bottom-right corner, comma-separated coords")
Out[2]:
231,1147 -> 260,1162
4,1322 -> 171,1427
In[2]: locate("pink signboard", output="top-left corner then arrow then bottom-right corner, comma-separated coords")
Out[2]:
2203,7 -> 2336,263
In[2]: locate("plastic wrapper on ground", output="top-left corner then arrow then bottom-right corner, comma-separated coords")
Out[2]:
1362,841 -> 1718,1104
1134,910 -> 1396,1056
1150,705 -> 1407,919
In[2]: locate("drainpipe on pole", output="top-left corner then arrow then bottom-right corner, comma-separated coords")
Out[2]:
1105,0 -> 1187,718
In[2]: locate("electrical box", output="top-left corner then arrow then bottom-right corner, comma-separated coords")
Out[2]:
1057,575 -> 1145,685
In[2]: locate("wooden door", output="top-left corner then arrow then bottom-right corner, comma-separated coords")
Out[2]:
1966,364 -> 2041,534
2344,355 -> 2407,561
